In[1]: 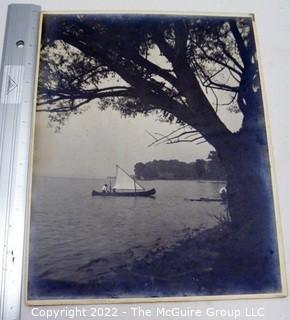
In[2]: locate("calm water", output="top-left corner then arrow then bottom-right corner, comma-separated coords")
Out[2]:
29,177 -> 226,286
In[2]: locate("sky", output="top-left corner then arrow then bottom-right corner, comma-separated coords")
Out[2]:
32,100 -> 242,179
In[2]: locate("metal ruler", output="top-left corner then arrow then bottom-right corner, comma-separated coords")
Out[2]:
0,4 -> 41,320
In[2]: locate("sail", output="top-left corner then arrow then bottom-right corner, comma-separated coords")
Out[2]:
113,166 -> 143,190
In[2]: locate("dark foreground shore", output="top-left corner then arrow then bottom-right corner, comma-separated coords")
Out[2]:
28,220 -> 281,300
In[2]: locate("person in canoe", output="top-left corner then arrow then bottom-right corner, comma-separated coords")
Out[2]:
102,183 -> 109,193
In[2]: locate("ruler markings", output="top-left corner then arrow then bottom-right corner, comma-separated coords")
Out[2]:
0,5 -> 41,320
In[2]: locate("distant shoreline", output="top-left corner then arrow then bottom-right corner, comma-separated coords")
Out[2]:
134,156 -> 226,182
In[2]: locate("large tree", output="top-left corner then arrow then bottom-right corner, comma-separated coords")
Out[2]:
37,14 -> 279,286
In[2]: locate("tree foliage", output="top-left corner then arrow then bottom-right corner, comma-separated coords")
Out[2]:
38,14 -> 262,150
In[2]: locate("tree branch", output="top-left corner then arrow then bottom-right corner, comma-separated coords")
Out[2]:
147,126 -> 200,147
37,88 -> 134,112
218,37 -> 244,72
229,20 -> 252,68
192,39 -> 242,77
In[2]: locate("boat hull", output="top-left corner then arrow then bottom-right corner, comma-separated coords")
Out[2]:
92,188 -> 156,197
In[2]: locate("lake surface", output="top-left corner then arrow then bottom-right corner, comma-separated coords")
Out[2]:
28,177 -> 226,292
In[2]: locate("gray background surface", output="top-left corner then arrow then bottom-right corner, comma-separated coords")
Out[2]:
0,0 -> 289,319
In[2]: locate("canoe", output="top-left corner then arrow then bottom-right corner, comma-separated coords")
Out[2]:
93,165 -> 156,197
92,188 -> 156,197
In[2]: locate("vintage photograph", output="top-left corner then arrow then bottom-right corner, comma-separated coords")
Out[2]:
27,13 -> 284,302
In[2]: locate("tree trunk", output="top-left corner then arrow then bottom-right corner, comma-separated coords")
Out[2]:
212,129 -> 281,292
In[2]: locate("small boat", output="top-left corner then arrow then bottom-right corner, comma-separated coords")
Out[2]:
92,165 -> 156,197
92,189 -> 156,197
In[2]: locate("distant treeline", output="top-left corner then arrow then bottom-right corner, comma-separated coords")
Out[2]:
134,151 -> 226,181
